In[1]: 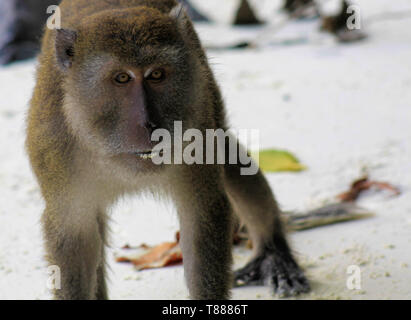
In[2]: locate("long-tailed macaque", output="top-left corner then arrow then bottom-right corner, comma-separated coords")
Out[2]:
26,0 -> 310,299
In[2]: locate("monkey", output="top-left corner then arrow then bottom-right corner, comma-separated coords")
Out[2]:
26,0 -> 310,300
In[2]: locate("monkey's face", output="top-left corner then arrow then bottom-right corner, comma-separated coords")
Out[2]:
57,7 -> 198,171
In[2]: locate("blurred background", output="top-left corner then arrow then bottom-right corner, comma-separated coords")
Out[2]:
0,0 -> 410,299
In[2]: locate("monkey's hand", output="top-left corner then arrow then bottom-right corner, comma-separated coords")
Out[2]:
233,250 -> 310,297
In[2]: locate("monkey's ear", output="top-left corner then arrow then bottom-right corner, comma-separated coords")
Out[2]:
169,3 -> 188,27
55,28 -> 77,71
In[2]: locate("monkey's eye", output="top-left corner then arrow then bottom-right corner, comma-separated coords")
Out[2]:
145,69 -> 166,83
114,73 -> 132,84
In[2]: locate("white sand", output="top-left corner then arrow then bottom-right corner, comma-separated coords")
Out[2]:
0,0 -> 410,299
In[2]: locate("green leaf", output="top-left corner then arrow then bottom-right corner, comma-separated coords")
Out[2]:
251,149 -> 306,173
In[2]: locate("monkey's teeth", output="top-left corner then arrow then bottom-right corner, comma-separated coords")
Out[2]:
138,154 -> 151,160
135,151 -> 159,159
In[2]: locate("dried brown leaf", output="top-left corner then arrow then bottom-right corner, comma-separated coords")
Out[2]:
116,241 -> 183,271
337,176 -> 401,202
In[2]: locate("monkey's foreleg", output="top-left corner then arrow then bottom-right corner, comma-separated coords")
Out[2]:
224,159 -> 310,297
173,167 -> 233,300
42,206 -> 107,300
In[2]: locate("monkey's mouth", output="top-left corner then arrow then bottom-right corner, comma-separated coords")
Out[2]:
133,150 -> 163,160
